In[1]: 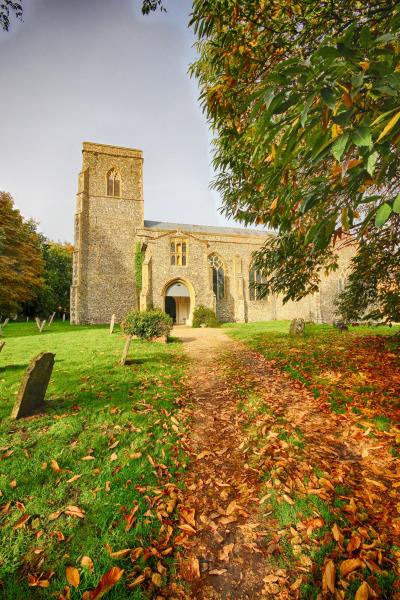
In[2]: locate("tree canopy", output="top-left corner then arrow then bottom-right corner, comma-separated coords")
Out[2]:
0,192 -> 44,315
190,0 -> 400,321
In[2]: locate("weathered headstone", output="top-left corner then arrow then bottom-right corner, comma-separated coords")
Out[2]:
0,341 -> 5,353
48,312 -> 56,326
35,318 -> 46,333
62,313 -> 66,322
289,318 -> 305,335
109,314 -> 116,335
11,352 -> 55,419
26,316 -> 29,322
120,335 -> 132,366
2,318 -> 9,328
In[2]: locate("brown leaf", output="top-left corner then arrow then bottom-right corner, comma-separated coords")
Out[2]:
51,459 -> 62,472
48,509 -> 63,521
66,566 -> 80,589
124,504 -> 139,532
331,523 -> 344,546
178,523 -> 196,534
10,479 -> 17,488
152,572 -> 162,587
81,556 -> 94,573
67,475 -> 82,484
105,544 -> 131,559
355,581 -> 369,600
218,543 -> 234,561
82,455 -> 95,461
82,567 -> 124,599
323,559 -> 336,593
110,453 -> 118,462
180,557 -> 200,581
65,505 -> 85,519
180,507 -> 196,528
130,547 -> 143,562
13,513 -> 30,530
347,533 -> 362,554
340,558 -> 363,576
126,574 -> 145,589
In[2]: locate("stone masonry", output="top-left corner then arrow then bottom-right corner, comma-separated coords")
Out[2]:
71,142 -> 354,325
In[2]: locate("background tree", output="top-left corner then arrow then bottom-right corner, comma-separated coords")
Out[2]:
190,0 -> 400,321
0,192 -> 44,316
23,239 -> 73,318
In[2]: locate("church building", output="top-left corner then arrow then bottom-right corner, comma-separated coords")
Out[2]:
70,142 -> 352,325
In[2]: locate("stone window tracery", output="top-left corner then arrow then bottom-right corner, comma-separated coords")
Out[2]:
107,169 -> 121,197
249,267 -> 267,301
208,254 -> 225,299
170,239 -> 188,266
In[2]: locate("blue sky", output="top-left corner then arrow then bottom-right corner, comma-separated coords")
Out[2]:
0,0 -> 236,242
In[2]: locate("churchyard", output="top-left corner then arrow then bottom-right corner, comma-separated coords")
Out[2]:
0,319 -> 399,598
0,321 -> 187,598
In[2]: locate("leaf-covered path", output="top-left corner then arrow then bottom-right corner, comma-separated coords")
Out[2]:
172,327 -> 400,599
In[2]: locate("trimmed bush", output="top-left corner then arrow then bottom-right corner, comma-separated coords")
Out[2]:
192,305 -> 220,328
121,309 -> 173,340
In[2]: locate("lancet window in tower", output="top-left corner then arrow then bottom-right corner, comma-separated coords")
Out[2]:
107,169 -> 121,197
208,254 -> 225,299
170,239 -> 188,266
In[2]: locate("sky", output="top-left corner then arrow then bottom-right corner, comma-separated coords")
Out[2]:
0,0 -> 235,242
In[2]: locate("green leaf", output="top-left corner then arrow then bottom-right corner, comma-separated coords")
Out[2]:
359,26 -> 371,47
366,151 -> 379,176
393,193 -> 400,214
375,203 -> 392,227
332,133 -> 349,161
321,87 -> 336,110
353,126 -> 372,147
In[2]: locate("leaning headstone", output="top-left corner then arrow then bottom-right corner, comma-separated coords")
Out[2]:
0,341 -> 5,353
120,336 -> 132,366
2,318 -> 9,328
289,318 -> 305,335
35,318 -> 46,333
109,314 -> 116,335
48,312 -> 56,326
11,352 -> 55,419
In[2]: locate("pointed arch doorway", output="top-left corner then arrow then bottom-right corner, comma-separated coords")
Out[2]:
164,281 -> 191,325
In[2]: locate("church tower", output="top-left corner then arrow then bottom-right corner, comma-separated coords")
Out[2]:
70,142 -> 144,324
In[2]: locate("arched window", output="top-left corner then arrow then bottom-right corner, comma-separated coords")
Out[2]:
107,169 -> 121,197
249,267 -> 267,301
208,254 -> 225,299
170,238 -> 188,266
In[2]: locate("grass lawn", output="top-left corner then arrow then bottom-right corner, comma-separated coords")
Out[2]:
223,320 -> 400,598
0,321 -> 187,599
224,320 -> 400,427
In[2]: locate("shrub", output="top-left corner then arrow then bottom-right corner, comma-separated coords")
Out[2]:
121,309 -> 173,340
192,305 -> 220,328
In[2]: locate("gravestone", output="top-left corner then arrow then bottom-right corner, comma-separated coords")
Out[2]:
289,318 -> 305,335
35,318 -> 46,333
62,313 -> 66,322
120,336 -> 132,366
0,341 -> 5,353
2,318 -> 9,328
26,316 -> 29,322
48,312 -> 56,326
109,314 -> 116,334
11,352 -> 55,419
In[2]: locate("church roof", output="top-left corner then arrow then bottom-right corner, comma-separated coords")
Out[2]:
143,220 -> 270,237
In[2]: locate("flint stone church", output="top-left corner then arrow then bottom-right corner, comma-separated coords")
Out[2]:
70,142 -> 352,326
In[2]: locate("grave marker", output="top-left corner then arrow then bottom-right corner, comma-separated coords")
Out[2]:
289,318 -> 305,335
48,312 -> 56,326
35,318 -> 46,333
120,336 -> 132,366
2,318 -> 9,328
11,352 -> 55,419
62,313 -> 66,322
109,314 -> 116,334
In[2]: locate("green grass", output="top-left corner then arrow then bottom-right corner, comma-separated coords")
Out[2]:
0,321 -> 187,599
223,320 -> 400,425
